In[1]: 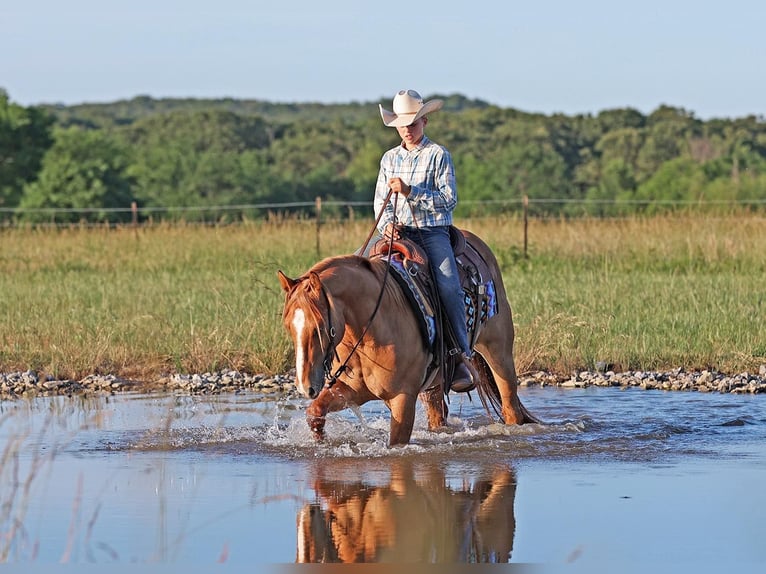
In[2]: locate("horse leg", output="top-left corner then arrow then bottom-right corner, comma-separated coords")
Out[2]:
418,382 -> 448,431
306,382 -> 369,441
475,339 -> 528,425
384,393 -> 417,446
305,390 -> 333,441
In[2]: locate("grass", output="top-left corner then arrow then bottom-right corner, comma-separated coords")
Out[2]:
1,214 -> 764,381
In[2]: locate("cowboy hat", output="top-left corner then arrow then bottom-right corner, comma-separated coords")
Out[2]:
379,89 -> 443,127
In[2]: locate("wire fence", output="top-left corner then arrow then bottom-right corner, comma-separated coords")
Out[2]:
4,196 -> 766,261
2,196 -> 766,230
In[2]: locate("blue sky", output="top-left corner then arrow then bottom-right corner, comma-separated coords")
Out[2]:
2,0 -> 764,119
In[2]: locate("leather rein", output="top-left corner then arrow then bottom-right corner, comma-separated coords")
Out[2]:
317,189 -> 399,388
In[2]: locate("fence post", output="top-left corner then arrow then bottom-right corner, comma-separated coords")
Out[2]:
523,194 -> 529,259
131,201 -> 138,239
315,196 -> 322,259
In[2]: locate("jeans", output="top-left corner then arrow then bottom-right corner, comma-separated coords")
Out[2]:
400,226 -> 470,355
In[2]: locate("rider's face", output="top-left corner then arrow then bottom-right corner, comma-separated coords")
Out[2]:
396,117 -> 427,149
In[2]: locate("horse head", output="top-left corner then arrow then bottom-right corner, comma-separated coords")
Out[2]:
278,269 -> 343,399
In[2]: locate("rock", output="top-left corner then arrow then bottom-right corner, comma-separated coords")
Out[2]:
2,365 -> 765,399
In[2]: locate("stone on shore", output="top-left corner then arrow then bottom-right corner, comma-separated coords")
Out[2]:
2,366 -> 766,400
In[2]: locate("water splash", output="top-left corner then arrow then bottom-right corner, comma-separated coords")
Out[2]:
46,386 -> 766,464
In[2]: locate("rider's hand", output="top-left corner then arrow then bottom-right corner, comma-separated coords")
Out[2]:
383,223 -> 400,240
388,178 -> 411,197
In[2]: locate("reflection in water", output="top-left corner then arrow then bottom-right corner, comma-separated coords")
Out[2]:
296,459 -> 517,563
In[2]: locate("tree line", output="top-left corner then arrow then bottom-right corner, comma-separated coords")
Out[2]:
2,88 -> 765,224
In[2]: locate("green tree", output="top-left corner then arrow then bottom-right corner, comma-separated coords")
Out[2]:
121,109 -> 273,216
596,128 -> 644,169
594,108 -> 646,132
635,106 -> 702,182
585,160 -> 638,216
19,127 -> 134,223
0,90 -> 54,209
345,138 -> 381,202
634,158 -> 706,212
17,95 -> 766,221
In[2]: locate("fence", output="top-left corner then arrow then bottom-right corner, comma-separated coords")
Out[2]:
3,196 -> 766,226
4,196 -> 766,260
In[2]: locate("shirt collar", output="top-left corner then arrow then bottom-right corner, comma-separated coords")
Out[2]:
399,135 -> 430,153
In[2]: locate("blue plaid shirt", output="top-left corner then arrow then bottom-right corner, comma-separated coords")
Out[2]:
374,136 -> 457,232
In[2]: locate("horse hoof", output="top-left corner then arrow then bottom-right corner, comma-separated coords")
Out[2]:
308,415 -> 326,439
311,430 -> 325,442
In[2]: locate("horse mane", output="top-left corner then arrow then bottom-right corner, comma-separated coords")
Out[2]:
284,283 -> 318,321
301,254 -> 412,316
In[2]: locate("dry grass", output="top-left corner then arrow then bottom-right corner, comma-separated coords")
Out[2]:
1,214 -> 765,381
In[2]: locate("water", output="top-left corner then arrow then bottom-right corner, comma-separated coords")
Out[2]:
1,387 -> 765,566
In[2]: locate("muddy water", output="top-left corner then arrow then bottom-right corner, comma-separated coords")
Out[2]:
1,387 -> 764,566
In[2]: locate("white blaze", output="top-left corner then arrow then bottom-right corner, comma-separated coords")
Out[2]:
291,308 -> 308,395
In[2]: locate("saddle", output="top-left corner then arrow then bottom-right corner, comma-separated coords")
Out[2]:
369,227 -> 499,390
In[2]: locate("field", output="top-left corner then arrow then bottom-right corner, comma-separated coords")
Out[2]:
1,214 -> 765,381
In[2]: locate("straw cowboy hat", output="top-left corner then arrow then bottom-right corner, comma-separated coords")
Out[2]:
379,89 -> 444,127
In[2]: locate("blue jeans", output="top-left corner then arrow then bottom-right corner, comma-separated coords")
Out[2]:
400,226 -> 470,355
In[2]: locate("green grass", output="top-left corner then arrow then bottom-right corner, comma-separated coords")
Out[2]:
1,215 -> 764,381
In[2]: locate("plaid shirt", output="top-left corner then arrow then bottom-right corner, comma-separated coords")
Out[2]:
374,136 -> 457,232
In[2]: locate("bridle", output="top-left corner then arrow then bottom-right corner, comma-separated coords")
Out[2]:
314,253 -> 393,389
314,280 -> 343,386
311,190 -> 401,389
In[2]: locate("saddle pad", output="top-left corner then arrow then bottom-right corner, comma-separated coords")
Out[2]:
387,256 -> 437,348
374,234 -> 500,352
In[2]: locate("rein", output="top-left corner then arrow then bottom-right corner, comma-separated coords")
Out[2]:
321,191 -> 400,388
358,188 -> 394,256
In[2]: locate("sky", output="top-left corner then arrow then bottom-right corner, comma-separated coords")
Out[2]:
2,0 -> 764,120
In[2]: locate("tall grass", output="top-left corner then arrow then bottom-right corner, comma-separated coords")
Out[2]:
1,215 -> 764,381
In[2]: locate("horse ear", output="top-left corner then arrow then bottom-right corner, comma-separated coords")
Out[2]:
308,272 -> 322,293
277,270 -> 296,292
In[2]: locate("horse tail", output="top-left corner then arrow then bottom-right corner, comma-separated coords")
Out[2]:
518,400 -> 542,425
473,355 -> 542,425
472,356 -> 503,419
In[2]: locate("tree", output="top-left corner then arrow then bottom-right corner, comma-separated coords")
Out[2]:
0,90 -> 54,209
121,110 -> 274,214
585,160 -> 637,216
121,109 -> 272,153
595,108 -> 646,132
19,127 -> 134,223
634,158 -> 706,212
8,95 -> 765,222
596,128 -> 644,169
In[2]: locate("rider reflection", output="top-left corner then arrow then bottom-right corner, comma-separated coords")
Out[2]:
296,459 -> 518,563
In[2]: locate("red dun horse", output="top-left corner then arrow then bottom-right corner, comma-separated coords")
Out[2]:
277,229 -> 537,446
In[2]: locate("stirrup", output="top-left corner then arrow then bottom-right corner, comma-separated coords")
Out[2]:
449,354 -> 477,393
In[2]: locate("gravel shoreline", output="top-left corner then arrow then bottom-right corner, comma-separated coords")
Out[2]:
2,366 -> 766,400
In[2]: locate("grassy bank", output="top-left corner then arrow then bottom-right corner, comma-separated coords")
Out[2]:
1,215 -> 764,381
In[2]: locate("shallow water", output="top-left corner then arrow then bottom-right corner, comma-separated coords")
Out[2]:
1,386 -> 764,566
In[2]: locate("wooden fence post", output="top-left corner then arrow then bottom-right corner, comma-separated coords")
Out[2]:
523,194 -> 529,259
315,196 -> 322,259
131,201 -> 138,239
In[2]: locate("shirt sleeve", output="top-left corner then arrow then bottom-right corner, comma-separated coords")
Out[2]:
374,154 -> 395,233
407,147 -> 457,215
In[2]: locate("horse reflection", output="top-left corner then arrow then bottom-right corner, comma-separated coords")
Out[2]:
296,459 -> 518,563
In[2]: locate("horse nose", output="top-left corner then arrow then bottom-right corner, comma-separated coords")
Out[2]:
307,387 -> 318,399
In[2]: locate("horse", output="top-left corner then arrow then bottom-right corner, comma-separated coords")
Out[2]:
277,228 -> 538,446
296,458 -> 518,563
